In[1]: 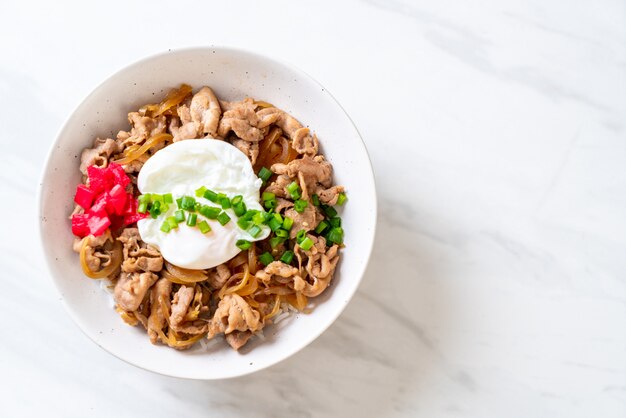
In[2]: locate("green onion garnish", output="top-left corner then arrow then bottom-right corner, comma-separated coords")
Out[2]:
200,205 -> 221,219
163,193 -> 173,204
322,204 -> 338,218
259,252 -> 274,266
268,217 -> 282,232
264,199 -> 277,210
262,192 -> 275,201
311,194 -> 320,206
237,217 -> 251,230
233,201 -> 247,217
315,220 -> 329,234
280,250 -> 294,264
138,194 -> 151,205
299,236 -> 314,251
242,210 -> 259,221
137,201 -> 148,214
186,213 -> 197,226
192,202 -> 201,212
160,221 -> 171,233
174,210 -> 186,223
296,229 -> 307,244
275,228 -> 288,238
336,192 -> 347,206
217,211 -> 231,226
282,217 -> 294,230
221,197 -> 231,209
270,236 -> 285,248
252,212 -> 266,225
258,167 -> 272,184
195,186 -> 207,197
329,217 -> 341,228
198,220 -> 212,234
286,181 -> 301,200
248,224 -> 262,238
294,199 -> 308,213
236,239 -> 251,250
151,194 -> 163,203
231,195 -> 243,206
203,189 -> 218,202
326,227 -> 344,244
166,216 -> 178,229
181,196 -> 196,210
176,197 -> 183,208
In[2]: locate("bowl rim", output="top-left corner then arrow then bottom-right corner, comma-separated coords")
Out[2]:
37,45 -> 377,379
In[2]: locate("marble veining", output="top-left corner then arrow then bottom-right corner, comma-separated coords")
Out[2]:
1,0 -> 625,417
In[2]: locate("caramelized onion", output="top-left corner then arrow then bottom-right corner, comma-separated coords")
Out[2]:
263,295 -> 282,321
79,236 -> 122,279
140,84 -> 193,117
113,133 -> 173,165
162,262 -> 207,284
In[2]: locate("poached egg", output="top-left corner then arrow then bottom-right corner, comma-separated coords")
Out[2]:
137,139 -> 270,269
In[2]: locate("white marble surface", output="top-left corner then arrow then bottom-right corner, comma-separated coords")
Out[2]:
1,0 -> 624,416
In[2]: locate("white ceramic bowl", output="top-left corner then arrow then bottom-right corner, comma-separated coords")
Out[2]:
38,47 -> 376,379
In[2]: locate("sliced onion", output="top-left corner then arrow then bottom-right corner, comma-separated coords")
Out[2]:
113,133 -> 172,165
80,236 -> 122,279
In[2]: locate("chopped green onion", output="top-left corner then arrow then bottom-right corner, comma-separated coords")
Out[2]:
322,204 -> 338,218
259,252 -> 274,266
137,201 -> 148,214
296,229 -> 307,244
150,208 -> 160,219
233,201 -> 247,217
326,227 -> 344,244
315,220 -> 329,234
286,181 -> 301,200
252,212 -> 266,225
152,200 -> 161,210
294,199 -> 308,213
221,197 -> 231,209
270,236 -> 285,248
273,213 -> 283,223
280,250 -> 294,264
264,199 -> 277,210
236,239 -> 251,250
242,210 -> 259,220
198,220 -> 212,234
186,213 -> 197,226
200,205 -> 221,219
262,192 -> 275,201
138,194 -> 151,205
248,224 -> 262,238
275,228 -> 288,238
192,202 -> 201,212
166,216 -> 178,229
181,196 -> 196,210
282,217 -> 294,230
163,193 -> 173,204
311,194 -> 320,206
217,211 -> 231,226
268,217 -> 282,232
217,193 -> 227,202
258,167 -> 272,184
299,236 -> 314,251
174,210 -> 186,223
329,217 -> 341,228
176,197 -> 183,208
231,195 -> 243,206
160,221 -> 171,233
195,186 -> 207,197
237,217 -> 251,230
336,192 -> 347,206
151,194 -> 163,203
203,189 -> 218,202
